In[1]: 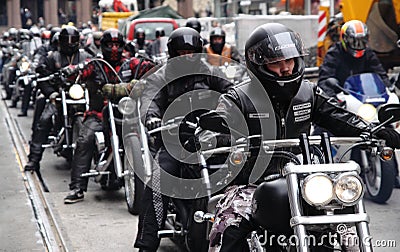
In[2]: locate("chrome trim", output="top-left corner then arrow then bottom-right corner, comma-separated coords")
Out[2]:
290,213 -> 370,227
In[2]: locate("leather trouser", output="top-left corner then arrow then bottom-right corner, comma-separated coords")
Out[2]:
69,115 -> 102,191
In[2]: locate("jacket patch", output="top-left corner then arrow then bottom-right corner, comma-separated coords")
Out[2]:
293,102 -> 311,111
293,102 -> 311,122
121,70 -> 132,78
295,114 -> 311,122
249,113 -> 270,119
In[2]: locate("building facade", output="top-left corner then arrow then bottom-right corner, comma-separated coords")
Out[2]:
1,0 -> 94,31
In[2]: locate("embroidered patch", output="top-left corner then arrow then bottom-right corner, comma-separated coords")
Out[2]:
121,70 -> 131,78
249,113 -> 270,118
293,102 -> 311,111
295,114 -> 311,122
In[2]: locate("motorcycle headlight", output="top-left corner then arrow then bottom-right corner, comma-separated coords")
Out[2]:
69,84 -> 85,100
302,173 -> 334,206
229,149 -> 246,165
118,96 -> 135,115
21,61 -> 30,73
334,173 -> 363,205
357,104 -> 376,122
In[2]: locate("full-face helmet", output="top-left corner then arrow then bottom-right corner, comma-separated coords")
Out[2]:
340,20 -> 369,58
59,26 -> 80,56
101,28 -> 125,63
245,23 -> 308,100
185,18 -> 202,34
167,27 -> 203,58
210,27 -> 226,54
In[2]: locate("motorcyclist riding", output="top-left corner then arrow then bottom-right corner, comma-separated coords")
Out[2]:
318,20 -> 392,96
198,23 -> 400,251
133,27 -> 233,252
64,28 -> 155,203
203,27 -> 242,66
24,26 -> 92,172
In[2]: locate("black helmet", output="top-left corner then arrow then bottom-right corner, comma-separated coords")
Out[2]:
167,27 -> 203,58
51,32 -> 60,48
50,27 -> 61,41
210,27 -> 226,54
101,28 -> 125,63
18,29 -> 32,41
245,23 -> 308,101
135,28 -> 145,47
185,17 -> 201,34
59,26 -> 80,56
155,27 -> 165,38
340,20 -> 369,58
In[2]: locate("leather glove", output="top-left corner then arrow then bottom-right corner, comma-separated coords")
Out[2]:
49,92 -> 59,103
102,82 -> 132,99
374,128 -> 400,149
61,65 -> 78,77
130,79 -> 146,99
145,117 -> 162,131
102,83 -> 115,97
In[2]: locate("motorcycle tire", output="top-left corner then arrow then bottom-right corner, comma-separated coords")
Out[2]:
123,134 -> 145,215
364,154 -> 396,204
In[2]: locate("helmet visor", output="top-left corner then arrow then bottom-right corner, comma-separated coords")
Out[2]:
60,35 -> 80,47
346,36 -> 368,50
247,31 -> 308,65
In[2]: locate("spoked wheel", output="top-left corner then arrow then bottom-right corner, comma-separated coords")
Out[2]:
364,152 -> 396,204
123,134 -> 145,215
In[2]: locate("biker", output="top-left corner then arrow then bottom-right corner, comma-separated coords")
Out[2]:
64,28 -> 155,203
84,31 -> 103,57
133,27 -> 233,252
203,27 -> 242,66
146,27 -> 166,59
318,20 -> 391,96
198,23 -> 400,251
134,28 -> 150,53
24,26 -> 92,172
317,19 -> 400,186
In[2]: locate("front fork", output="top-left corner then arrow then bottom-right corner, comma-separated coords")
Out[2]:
107,102 -> 123,178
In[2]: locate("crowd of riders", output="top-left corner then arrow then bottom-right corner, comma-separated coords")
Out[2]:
1,16 -> 400,252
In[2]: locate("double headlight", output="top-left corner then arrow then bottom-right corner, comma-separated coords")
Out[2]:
302,172 -> 363,207
69,84 -> 85,100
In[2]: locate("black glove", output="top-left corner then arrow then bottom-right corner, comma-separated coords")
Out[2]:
61,65 -> 78,76
375,128 -> 400,149
145,117 -> 162,131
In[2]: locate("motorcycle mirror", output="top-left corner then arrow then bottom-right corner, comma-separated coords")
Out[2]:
378,103 -> 400,124
199,111 -> 230,134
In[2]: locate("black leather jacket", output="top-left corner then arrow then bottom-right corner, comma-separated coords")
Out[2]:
206,78 -> 371,183
38,49 -> 91,98
318,42 -> 391,96
142,59 -> 233,122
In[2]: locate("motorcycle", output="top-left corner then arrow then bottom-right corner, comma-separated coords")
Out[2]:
332,73 -> 399,203
144,116 -> 218,252
36,69 -> 89,160
194,103 -> 400,251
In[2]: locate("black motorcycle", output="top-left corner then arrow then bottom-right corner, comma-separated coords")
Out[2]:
195,104 -> 400,251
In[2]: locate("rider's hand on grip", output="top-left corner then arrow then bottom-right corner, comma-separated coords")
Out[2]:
49,91 -> 59,103
102,83 -> 115,98
146,117 -> 162,131
61,65 -> 78,77
375,128 -> 400,149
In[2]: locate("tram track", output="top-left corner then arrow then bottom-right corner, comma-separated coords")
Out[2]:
2,100 -> 68,252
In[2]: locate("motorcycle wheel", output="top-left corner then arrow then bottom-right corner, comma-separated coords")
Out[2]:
364,153 -> 396,204
123,134 -> 145,215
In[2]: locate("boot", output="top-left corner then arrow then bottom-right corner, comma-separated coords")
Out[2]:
18,111 -> 27,117
24,161 -> 39,172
